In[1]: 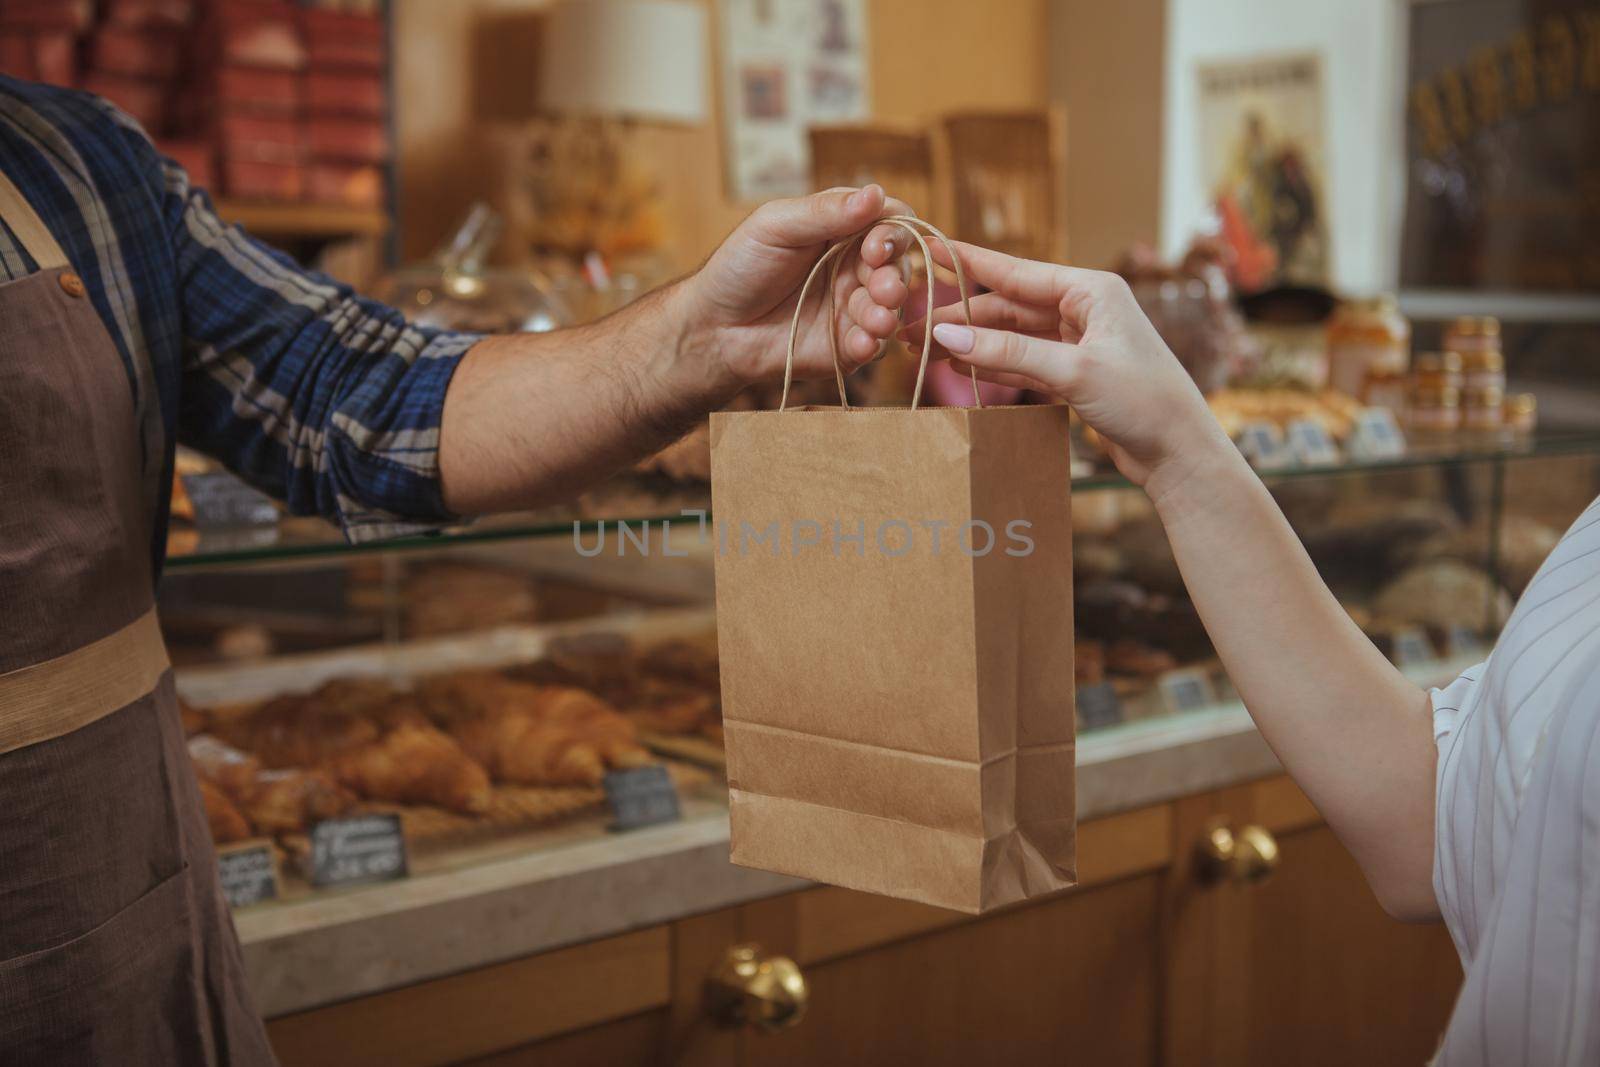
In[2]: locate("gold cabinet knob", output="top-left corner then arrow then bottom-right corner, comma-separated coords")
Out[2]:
1197,822 -> 1280,885
706,943 -> 809,1032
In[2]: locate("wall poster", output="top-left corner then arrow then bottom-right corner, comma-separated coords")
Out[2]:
718,0 -> 870,202
1197,52 -> 1332,294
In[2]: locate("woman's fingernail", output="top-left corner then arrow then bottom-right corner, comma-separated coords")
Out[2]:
932,323 -> 975,354
879,238 -> 895,259
845,188 -> 865,210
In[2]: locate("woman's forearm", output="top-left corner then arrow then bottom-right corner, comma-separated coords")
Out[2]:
1148,442 -> 1438,919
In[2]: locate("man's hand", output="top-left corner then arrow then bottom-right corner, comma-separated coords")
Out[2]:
674,184 -> 916,391
438,186 -> 918,517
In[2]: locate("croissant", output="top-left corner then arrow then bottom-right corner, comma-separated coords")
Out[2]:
327,716 -> 493,815
198,778 -> 253,844
237,768 -> 355,835
448,712 -> 606,786
210,681 -> 493,816
213,692 -> 379,769
623,676 -> 721,737
418,672 -> 650,785
188,734 -> 263,795
638,637 -> 720,690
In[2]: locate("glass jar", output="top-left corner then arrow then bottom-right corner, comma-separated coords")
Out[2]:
1326,295 -> 1410,397
1504,392 -> 1538,435
1462,385 -> 1505,432
1408,383 -> 1461,433
1443,316 -> 1501,358
376,203 -> 573,334
1412,351 -> 1463,392
1361,363 -> 1409,416
1445,316 -> 1506,392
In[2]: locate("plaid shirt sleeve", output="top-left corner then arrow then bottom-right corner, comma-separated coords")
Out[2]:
148,139 -> 482,542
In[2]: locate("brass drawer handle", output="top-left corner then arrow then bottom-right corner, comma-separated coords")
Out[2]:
706,943 -> 809,1031
1198,822 -> 1280,885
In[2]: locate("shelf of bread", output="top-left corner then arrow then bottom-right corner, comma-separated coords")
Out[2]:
214,198 -> 390,240
176,608 -> 725,901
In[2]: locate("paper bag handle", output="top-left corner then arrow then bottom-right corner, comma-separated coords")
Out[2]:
779,215 -> 979,412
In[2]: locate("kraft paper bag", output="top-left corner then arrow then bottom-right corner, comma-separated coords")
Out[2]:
710,217 -> 1076,914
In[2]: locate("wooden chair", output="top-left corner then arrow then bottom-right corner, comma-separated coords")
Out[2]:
808,124 -> 937,220
938,108 -> 1066,262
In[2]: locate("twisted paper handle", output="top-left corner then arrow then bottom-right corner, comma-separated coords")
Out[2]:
779,215 -> 979,412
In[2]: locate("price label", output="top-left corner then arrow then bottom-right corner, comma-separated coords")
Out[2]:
1075,681 -> 1124,731
1390,627 -> 1438,669
1158,668 -> 1218,714
181,472 -> 279,529
217,840 -> 280,909
1236,422 -> 1293,471
604,764 -> 682,832
1347,407 -> 1407,461
1286,419 -> 1342,467
310,814 -> 408,888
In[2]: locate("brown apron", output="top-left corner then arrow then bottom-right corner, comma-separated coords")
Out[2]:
0,173 -> 275,1064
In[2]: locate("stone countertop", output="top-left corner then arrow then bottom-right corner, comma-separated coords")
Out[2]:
239,701 -> 1284,1018
237,650 -> 1476,1018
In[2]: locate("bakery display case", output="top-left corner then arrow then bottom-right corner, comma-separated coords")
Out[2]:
160,418 -> 1600,1064
161,421 -> 1600,919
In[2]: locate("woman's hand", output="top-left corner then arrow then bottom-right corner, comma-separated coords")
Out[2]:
903,241 -> 1234,498
907,244 -> 1438,922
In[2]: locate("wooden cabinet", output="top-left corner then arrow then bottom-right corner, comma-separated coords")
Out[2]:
1163,777 -> 1462,1067
265,776 -> 1463,1066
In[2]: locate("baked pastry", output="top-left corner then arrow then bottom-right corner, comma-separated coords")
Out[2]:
623,676 -> 719,737
188,734 -> 262,795
402,561 -> 539,638
327,714 -> 494,815
638,637 -> 719,691
178,698 -> 211,736
237,768 -> 355,835
213,691 -> 381,769
198,777 -> 253,844
418,671 -> 649,786
211,681 -> 494,815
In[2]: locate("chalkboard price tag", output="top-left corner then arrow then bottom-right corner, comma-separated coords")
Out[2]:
181,472 -> 279,529
1236,422 -> 1293,471
217,840 -> 280,909
310,814 -> 409,888
1158,668 -> 1218,715
1347,407 -> 1407,461
1286,419 -> 1342,467
1076,681 -> 1124,731
604,764 -> 682,832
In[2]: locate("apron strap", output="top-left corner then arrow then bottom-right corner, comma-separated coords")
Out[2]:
0,608 -> 170,755
0,167 -> 70,271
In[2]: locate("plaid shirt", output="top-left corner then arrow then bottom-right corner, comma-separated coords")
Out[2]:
0,76 -> 479,570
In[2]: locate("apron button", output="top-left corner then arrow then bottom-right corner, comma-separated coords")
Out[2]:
58,272 -> 85,298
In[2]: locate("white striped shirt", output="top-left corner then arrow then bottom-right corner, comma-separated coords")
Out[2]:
1431,493 -> 1600,1065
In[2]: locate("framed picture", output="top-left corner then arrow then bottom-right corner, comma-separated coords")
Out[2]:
719,0 -> 870,201
1197,52 -> 1332,294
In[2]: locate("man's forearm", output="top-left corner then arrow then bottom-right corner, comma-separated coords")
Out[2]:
1149,444 -> 1438,918
437,280 -> 738,515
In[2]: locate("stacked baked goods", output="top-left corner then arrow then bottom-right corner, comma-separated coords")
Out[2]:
181,632 -> 725,848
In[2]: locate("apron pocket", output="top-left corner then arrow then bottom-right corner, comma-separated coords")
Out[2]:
0,865 -> 198,1062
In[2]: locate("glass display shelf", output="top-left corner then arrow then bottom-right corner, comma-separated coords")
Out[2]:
165,428 -> 1600,570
